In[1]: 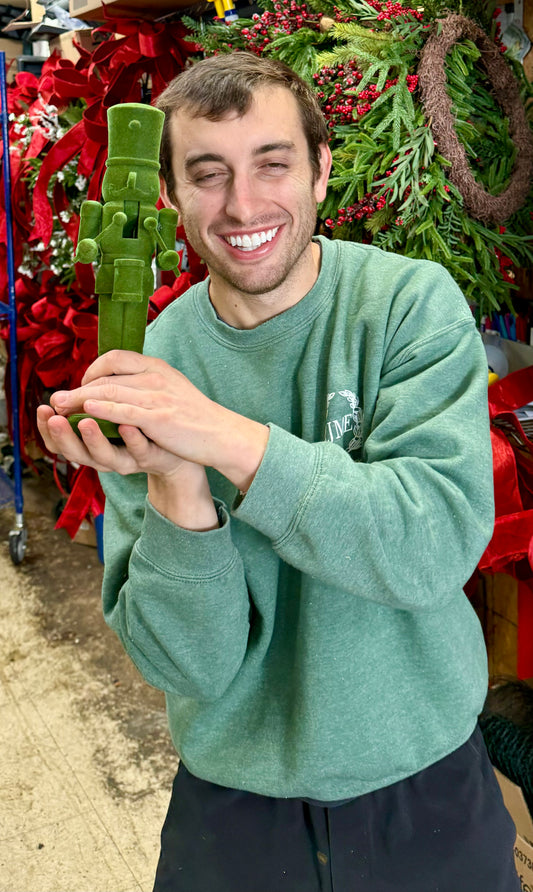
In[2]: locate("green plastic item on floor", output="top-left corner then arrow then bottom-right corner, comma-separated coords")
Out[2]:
69,102 -> 180,441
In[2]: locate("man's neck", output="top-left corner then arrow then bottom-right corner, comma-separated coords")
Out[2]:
208,240 -> 322,330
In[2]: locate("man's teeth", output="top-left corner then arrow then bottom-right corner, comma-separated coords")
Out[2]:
226,228 -> 279,251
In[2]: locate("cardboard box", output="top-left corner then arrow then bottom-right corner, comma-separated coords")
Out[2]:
30,0 -> 45,22
525,0 -> 533,83
478,572 -> 519,679
49,30 -> 81,63
0,38 -> 23,79
69,0 -> 200,22
71,513 -> 104,563
49,28 -> 100,63
72,517 -> 98,548
495,769 -> 533,891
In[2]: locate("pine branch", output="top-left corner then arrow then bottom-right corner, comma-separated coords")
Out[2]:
268,29 -> 328,81
329,21 -> 395,48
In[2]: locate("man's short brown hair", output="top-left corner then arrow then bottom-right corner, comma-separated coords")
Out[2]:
155,53 -> 329,203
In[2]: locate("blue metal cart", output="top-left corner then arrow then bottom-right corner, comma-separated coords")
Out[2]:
0,50 -> 28,564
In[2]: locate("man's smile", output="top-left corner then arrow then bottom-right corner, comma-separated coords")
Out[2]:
221,226 -> 280,252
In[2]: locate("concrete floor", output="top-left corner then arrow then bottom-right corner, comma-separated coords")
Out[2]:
0,471 -> 177,892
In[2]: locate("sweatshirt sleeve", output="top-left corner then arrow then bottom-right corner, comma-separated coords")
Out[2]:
232,308 -> 494,611
100,472 -> 251,699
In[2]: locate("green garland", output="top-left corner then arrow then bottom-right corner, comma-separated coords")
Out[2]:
187,0 -> 533,316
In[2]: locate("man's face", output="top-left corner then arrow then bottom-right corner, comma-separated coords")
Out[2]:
168,86 -> 331,314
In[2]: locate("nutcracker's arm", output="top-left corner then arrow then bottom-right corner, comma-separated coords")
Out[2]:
75,200 -> 102,264
144,207 -> 180,271
76,207 -> 131,266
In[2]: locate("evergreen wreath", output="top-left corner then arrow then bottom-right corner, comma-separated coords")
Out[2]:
418,14 -> 533,225
185,0 -> 533,316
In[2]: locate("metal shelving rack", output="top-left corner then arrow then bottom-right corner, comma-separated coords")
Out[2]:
0,50 -> 27,564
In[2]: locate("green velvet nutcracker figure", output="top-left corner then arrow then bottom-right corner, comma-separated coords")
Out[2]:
69,102 -> 180,440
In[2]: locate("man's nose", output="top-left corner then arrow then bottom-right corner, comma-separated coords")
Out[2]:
224,173 -> 260,223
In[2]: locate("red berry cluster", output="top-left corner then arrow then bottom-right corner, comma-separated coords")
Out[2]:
238,0 -> 321,54
324,191 -> 391,230
315,62 -> 418,133
310,5 -> 423,232
367,0 -> 423,21
313,61 -> 363,128
331,6 -> 358,22
493,7 -> 502,42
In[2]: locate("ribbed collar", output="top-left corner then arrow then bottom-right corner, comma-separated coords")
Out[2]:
192,236 -> 338,350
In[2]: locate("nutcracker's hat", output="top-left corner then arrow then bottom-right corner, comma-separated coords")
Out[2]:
106,102 -> 164,171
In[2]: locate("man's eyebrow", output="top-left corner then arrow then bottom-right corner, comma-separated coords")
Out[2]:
184,142 -> 296,171
254,141 -> 295,156
185,153 -> 224,171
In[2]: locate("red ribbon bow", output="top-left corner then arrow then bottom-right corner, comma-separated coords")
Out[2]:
1,17 -> 202,548
477,366 -> 533,679
479,366 -> 533,579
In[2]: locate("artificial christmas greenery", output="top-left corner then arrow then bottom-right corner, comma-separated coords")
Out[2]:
186,0 -> 533,317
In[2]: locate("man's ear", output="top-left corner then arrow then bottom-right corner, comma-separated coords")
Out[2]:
159,177 -> 179,212
313,143 -> 332,204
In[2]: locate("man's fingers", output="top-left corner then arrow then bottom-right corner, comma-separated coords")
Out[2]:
37,404 -> 180,477
118,425 -> 155,464
51,379 -> 135,416
36,404 -> 54,425
38,412 -> 106,468
52,366 -> 174,417
81,398 -> 142,428
75,418 -> 139,474
36,406 -> 64,453
118,425 -> 186,477
37,408 -> 139,475
80,349 -> 153,385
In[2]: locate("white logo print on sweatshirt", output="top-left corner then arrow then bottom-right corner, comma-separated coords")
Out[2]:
325,391 -> 363,453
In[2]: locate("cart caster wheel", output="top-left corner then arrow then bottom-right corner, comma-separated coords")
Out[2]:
9,528 -> 27,565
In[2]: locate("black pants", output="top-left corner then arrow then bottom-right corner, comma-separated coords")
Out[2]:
153,726 -> 520,892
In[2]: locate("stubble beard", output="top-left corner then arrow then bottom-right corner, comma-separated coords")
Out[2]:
181,203 -> 318,301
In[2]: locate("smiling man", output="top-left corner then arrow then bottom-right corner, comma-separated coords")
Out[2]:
37,54 -> 520,892
162,66 -> 330,325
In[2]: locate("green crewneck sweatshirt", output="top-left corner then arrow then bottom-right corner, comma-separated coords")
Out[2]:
100,236 -> 494,801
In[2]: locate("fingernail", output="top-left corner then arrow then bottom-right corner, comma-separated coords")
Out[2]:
52,392 -> 67,405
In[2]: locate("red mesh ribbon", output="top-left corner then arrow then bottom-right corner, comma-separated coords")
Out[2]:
478,366 -> 533,678
0,274 -> 98,467
479,366 -> 533,578
55,465 -> 105,538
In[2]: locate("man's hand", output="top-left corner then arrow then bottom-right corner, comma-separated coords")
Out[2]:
48,350 -> 218,466
36,405 -> 184,477
44,350 -> 269,492
37,403 -> 220,531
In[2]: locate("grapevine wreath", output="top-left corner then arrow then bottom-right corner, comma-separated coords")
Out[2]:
418,13 -> 533,225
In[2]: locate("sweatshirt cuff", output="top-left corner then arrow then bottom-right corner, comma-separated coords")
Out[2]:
232,423 -> 319,543
137,496 -> 238,579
